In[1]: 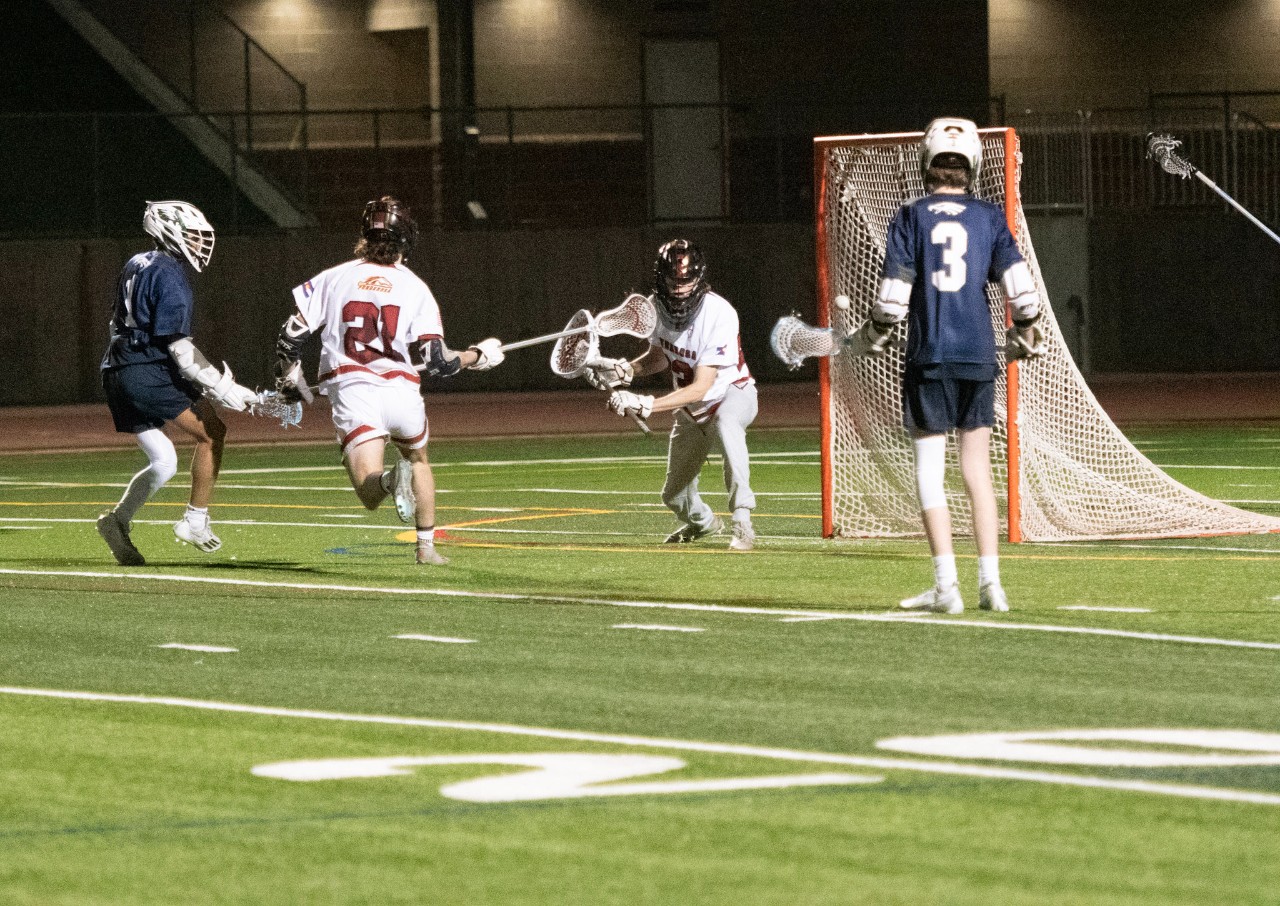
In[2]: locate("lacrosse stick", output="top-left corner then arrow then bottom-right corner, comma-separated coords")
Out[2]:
1147,133 -> 1280,247
770,314 -> 843,371
495,292 -> 658,353
247,390 -> 304,428
551,308 -> 651,434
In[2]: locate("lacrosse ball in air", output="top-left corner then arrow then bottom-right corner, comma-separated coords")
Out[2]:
834,294 -> 851,311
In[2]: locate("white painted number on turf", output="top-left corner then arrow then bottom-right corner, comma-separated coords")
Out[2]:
252,753 -> 879,802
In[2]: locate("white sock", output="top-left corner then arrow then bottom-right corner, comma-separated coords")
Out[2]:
978,555 -> 1001,587
184,505 -> 210,527
416,527 -> 436,545
732,507 -> 752,526
932,554 -> 958,589
380,470 -> 394,494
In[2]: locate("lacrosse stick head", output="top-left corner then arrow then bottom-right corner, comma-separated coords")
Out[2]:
250,390 -> 304,429
594,293 -> 657,339
770,314 -> 838,371
1146,133 -> 1195,179
550,310 -> 600,379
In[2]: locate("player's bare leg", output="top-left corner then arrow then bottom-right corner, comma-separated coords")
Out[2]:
958,426 -> 1007,611
344,436 -> 392,509
170,400 -> 227,552
392,444 -> 446,565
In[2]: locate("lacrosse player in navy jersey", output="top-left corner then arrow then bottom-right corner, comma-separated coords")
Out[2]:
591,240 -> 759,551
847,118 -> 1045,613
97,200 -> 260,565
273,197 -> 504,565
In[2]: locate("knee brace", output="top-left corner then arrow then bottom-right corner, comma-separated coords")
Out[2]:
913,434 -> 948,512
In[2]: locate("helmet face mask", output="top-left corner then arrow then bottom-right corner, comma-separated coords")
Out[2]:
361,197 -> 418,259
143,200 -> 215,271
653,239 -> 708,330
919,117 -> 983,190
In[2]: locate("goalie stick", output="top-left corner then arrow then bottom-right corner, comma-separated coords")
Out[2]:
1147,133 -> 1280,247
550,308 -> 651,435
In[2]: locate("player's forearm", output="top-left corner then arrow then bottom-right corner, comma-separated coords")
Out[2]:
629,348 -> 667,379
651,375 -> 717,414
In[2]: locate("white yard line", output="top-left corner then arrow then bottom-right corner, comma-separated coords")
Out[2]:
2,567 -> 1278,652
2,686 -> 1278,807
393,634 -> 475,644
1058,606 -> 1152,614
155,643 -> 238,653
613,624 -> 704,633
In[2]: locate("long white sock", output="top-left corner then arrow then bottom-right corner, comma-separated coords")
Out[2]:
978,555 -> 1001,587
933,554 -> 958,590
115,429 -> 178,524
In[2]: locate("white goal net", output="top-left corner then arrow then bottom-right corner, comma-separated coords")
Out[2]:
817,128 -> 1280,541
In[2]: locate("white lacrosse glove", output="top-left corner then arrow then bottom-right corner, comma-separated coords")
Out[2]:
845,319 -> 894,357
608,390 -> 654,419
585,358 -> 635,391
1005,321 -> 1046,361
469,338 -> 505,371
206,364 -> 258,412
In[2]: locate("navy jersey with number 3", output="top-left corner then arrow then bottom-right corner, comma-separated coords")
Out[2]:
882,194 -> 1023,371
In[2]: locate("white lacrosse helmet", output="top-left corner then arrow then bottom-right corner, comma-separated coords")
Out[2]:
919,117 -> 982,189
143,200 -> 215,271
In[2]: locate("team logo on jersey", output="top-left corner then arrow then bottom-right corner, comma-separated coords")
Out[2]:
927,201 -> 967,217
358,276 -> 394,293
301,280 -> 314,297
715,344 -> 727,356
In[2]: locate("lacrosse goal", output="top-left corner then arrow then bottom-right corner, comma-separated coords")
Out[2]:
816,127 -> 1280,541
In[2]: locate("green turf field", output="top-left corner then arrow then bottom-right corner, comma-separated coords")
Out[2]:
2,424 -> 1279,904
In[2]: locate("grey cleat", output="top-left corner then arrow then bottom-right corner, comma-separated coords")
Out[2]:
97,511 -> 145,566
664,515 -> 724,544
393,459 -> 416,525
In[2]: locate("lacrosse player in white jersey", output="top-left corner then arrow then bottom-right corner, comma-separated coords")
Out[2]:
847,118 -> 1044,613
593,239 -> 759,551
273,197 -> 505,565
97,200 -> 260,566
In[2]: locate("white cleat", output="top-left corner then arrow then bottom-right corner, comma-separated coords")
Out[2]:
729,521 -> 755,551
97,511 -> 145,566
979,582 -> 1009,612
392,459 -> 416,525
174,518 -> 222,553
664,515 -> 724,544
416,543 -> 449,566
899,583 -> 964,614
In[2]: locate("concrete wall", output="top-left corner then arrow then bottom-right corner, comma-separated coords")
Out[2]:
990,0 -> 1280,113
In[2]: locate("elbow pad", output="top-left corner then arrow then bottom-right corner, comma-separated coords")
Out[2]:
872,276 -> 911,325
420,337 -> 462,378
275,312 -> 312,367
1001,261 -> 1041,326
168,337 -> 222,391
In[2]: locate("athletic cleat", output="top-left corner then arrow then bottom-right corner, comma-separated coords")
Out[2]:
899,583 -> 964,614
96,511 -> 145,566
416,544 -> 449,566
173,518 -> 222,553
664,515 -> 724,544
979,582 -> 1009,612
729,521 -> 755,551
392,459 -> 415,525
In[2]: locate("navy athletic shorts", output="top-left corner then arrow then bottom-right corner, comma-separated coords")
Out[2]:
902,363 -> 997,434
102,361 -> 201,434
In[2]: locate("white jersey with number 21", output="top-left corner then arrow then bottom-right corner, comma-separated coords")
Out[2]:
649,290 -> 753,423
291,259 -> 444,392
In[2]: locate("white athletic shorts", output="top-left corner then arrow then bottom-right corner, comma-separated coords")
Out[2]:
327,379 -> 428,457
